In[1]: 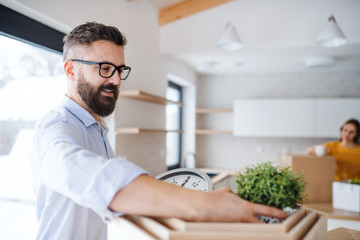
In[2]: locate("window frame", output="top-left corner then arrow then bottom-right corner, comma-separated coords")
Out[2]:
0,4 -> 65,53
167,81 -> 183,170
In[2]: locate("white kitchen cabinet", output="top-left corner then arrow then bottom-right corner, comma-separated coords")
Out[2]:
234,99 -> 314,137
233,98 -> 360,138
315,98 -> 360,138
233,99 -> 262,136
262,99 -> 315,137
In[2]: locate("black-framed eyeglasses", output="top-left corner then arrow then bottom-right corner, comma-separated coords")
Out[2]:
71,59 -> 131,80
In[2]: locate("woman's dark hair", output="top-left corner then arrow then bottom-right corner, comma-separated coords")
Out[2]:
339,118 -> 360,143
63,22 -> 127,61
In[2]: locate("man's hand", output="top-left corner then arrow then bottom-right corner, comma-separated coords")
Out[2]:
109,175 -> 288,223
195,186 -> 288,223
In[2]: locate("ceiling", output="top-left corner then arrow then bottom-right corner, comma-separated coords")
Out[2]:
150,0 -> 360,75
149,0 -> 183,9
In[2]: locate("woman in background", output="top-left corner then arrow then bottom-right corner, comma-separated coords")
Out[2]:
306,118 -> 360,181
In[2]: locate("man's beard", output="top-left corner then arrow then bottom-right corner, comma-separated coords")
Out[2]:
76,75 -> 119,117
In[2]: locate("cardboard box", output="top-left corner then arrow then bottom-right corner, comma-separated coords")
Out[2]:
113,206 -> 327,240
333,181 -> 360,212
278,154 -> 336,202
328,227 -> 360,240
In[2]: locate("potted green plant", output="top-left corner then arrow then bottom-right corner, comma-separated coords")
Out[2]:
233,161 -> 307,223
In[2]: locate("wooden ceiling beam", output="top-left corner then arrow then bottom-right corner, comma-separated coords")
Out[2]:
159,0 -> 233,26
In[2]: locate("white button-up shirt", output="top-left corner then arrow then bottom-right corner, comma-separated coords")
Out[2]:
31,95 -> 148,240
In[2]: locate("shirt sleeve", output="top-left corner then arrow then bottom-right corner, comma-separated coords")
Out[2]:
32,113 -> 149,222
322,141 -> 335,155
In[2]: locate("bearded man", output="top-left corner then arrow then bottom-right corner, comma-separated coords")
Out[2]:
30,22 -> 286,240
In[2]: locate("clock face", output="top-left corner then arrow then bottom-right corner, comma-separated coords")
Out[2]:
156,168 -> 213,192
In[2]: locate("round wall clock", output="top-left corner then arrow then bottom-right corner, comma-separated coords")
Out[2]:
156,168 -> 213,192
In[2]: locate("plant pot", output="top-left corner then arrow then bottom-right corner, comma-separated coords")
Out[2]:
257,206 -> 298,224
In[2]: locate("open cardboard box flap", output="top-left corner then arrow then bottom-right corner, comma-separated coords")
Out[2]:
115,206 -> 327,240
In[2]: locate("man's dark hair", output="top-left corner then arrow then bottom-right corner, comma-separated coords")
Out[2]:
63,22 -> 127,61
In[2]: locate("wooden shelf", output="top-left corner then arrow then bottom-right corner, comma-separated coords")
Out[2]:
196,129 -> 232,134
196,108 -> 232,134
119,90 -> 183,106
116,128 -> 183,134
196,108 -> 232,114
117,90 -> 183,134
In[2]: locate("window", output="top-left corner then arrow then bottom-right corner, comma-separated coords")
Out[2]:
0,5 -> 65,239
166,82 -> 182,169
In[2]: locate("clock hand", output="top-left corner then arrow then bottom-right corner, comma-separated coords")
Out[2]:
181,176 -> 191,187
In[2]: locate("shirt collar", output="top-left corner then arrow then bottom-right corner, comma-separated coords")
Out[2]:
62,95 -> 108,129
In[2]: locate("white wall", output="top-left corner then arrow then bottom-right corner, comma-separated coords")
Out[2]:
0,0 -> 179,175
196,70 -> 360,170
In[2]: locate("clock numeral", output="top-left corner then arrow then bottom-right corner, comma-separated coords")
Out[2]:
192,180 -> 201,188
171,178 -> 178,185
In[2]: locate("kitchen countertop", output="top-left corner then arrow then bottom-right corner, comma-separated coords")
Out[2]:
304,202 -> 360,221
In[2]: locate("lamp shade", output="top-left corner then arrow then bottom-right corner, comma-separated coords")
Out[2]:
217,22 -> 243,51
316,15 -> 347,48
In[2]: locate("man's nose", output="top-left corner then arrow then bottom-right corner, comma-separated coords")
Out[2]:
108,70 -> 121,85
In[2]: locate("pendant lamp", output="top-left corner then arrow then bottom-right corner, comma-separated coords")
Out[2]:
217,22 -> 243,51
316,15 -> 347,48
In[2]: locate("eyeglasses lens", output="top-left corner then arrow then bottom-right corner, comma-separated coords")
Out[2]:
99,63 -> 130,80
120,68 -> 130,80
99,63 -> 115,78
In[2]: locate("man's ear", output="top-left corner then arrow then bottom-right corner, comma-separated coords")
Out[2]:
64,60 -> 75,81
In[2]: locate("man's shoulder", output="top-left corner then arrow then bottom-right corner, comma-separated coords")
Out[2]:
36,106 -> 78,129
